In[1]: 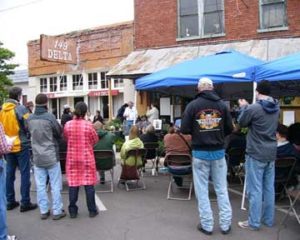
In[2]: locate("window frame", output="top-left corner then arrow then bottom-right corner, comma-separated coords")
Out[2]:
258,0 -> 288,32
40,77 -> 48,93
177,0 -> 225,40
72,74 -> 83,91
100,72 -> 108,89
59,75 -> 67,91
49,76 -> 57,92
88,72 -> 98,90
113,78 -> 124,89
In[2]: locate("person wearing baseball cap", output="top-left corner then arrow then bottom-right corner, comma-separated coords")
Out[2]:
61,104 -> 73,127
181,77 -> 233,235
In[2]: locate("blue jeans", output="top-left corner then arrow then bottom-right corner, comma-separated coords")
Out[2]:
123,120 -> 134,136
0,159 -> 7,240
34,162 -> 63,215
6,148 -> 31,206
193,157 -> 232,232
68,186 -> 97,215
245,155 -> 275,229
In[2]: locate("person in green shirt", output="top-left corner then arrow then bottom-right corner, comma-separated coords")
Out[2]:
120,125 -> 144,167
93,121 -> 116,184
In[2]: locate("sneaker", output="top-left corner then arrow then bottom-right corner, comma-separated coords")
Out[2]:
7,202 -> 19,211
197,223 -> 212,235
7,235 -> 17,240
20,203 -> 38,212
89,211 -> 99,218
221,226 -> 231,235
40,211 -> 50,220
238,220 -> 258,231
53,210 -> 66,220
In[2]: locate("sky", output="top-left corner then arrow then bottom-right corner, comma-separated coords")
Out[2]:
0,0 -> 134,69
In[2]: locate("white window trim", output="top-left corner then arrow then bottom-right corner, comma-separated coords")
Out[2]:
258,0 -> 287,31
177,0 -> 225,40
112,78 -> 124,89
59,75 -> 67,92
87,72 -> 98,90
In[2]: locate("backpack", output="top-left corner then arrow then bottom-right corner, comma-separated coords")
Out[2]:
0,103 -> 21,153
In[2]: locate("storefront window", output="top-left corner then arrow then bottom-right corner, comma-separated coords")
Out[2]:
72,74 -> 83,90
88,72 -> 98,89
49,77 -> 57,92
40,78 -> 47,92
60,75 -> 67,91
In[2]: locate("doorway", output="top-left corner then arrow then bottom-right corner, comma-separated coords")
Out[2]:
74,97 -> 84,106
101,96 -> 109,119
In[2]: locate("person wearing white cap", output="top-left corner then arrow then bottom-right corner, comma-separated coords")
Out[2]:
181,77 -> 233,235
61,104 -> 73,127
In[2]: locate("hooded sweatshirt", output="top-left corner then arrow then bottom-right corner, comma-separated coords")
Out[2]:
181,90 -> 233,151
0,99 -> 30,152
94,129 -> 115,151
238,97 -> 280,162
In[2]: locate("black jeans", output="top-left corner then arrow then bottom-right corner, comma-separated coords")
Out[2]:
68,185 -> 97,214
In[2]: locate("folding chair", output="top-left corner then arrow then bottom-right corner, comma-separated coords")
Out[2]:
165,154 -> 193,200
118,148 -> 146,191
94,150 -> 115,193
275,157 -> 297,200
226,147 -> 245,185
281,189 -> 300,224
143,142 -> 160,176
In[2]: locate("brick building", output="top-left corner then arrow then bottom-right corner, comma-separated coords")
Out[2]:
108,0 -> 300,121
27,21 -> 133,120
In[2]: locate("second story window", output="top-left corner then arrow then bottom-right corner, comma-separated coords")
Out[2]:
260,0 -> 287,30
72,74 -> 83,90
59,75 -> 67,91
40,78 -> 47,93
178,0 -> 224,39
113,78 -> 124,88
88,72 -> 98,89
100,72 -> 108,89
49,77 -> 57,92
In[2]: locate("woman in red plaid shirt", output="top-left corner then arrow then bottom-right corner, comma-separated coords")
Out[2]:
64,102 -> 99,218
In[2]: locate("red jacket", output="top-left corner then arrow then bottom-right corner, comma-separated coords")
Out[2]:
64,119 -> 98,187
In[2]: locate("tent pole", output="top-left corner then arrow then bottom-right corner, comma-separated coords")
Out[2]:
241,81 -> 257,211
252,81 -> 257,104
134,90 -> 137,125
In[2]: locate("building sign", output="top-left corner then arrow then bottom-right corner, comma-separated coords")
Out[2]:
88,90 -> 119,97
40,34 -> 77,64
46,93 -> 55,99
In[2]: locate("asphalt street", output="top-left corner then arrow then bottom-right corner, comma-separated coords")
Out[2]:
6,158 -> 300,240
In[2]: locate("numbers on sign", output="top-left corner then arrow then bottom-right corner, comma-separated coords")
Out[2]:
54,40 -> 68,50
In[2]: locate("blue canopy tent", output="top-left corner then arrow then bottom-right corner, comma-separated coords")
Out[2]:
255,52 -> 300,97
135,50 -> 264,100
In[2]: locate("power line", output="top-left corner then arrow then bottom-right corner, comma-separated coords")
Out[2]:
0,0 -> 44,13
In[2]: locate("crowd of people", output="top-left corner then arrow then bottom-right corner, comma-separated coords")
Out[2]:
0,78 -> 299,239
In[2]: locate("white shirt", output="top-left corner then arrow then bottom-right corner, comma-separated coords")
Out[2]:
146,107 -> 159,124
123,106 -> 137,122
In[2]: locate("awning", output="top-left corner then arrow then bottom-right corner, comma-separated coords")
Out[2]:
107,38 -> 300,79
